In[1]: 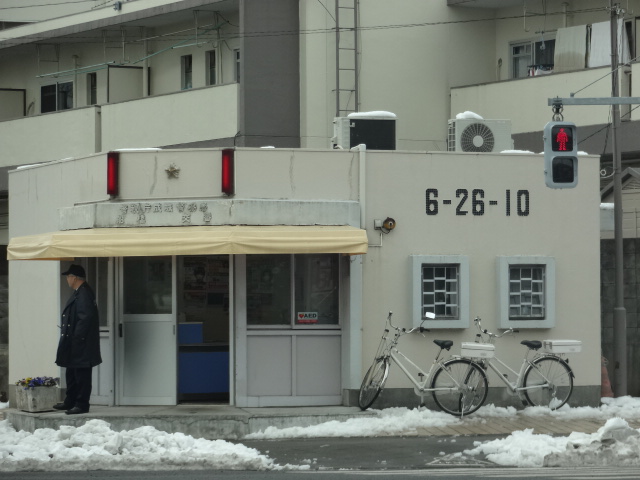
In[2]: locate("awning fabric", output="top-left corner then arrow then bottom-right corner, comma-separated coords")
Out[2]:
7,225 -> 369,260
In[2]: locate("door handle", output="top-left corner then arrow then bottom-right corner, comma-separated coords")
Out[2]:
119,324 -> 123,338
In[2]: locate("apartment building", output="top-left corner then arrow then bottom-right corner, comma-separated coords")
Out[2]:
0,0 -> 621,405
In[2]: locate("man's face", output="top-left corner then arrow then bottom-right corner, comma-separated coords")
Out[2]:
66,274 -> 76,289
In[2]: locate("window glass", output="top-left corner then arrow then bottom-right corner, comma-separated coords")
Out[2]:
41,84 -> 56,113
96,257 -> 109,327
247,255 -> 291,326
234,49 -> 240,83
123,256 -> 172,314
181,55 -> 193,90
509,265 -> 545,319
87,72 -> 97,105
57,82 -> 73,110
294,254 -> 339,325
207,50 -> 217,86
421,264 -> 459,319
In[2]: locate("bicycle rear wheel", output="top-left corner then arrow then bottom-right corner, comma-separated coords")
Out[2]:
523,356 -> 573,409
431,358 -> 488,417
358,357 -> 390,410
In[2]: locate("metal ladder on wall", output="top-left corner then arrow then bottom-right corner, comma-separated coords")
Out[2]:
335,0 -> 359,117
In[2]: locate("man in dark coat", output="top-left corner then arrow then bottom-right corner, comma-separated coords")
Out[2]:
53,264 -> 102,415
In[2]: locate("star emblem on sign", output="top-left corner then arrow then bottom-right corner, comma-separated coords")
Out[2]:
165,164 -> 180,178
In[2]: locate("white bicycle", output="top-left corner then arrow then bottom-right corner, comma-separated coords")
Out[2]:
358,311 -> 488,416
460,316 -> 579,409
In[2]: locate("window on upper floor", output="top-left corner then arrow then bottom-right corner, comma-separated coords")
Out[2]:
41,81 -> 73,113
510,36 -> 555,78
87,72 -> 97,105
181,54 -> 193,90
206,49 -> 217,86
234,49 -> 240,83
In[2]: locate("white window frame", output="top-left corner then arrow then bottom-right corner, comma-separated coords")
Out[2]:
411,255 -> 469,329
497,256 -> 555,329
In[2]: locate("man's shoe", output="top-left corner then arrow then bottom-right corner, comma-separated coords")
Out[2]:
53,403 -> 72,410
65,407 -> 89,415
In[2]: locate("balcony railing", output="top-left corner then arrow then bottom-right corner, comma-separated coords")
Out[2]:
451,65 -> 636,135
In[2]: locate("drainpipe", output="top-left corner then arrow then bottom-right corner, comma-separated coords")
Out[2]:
351,144 -> 366,229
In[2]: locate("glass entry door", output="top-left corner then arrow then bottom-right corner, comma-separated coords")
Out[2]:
118,256 -> 176,405
177,255 -> 230,403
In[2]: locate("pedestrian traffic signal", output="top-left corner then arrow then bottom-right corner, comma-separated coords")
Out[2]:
543,121 -> 578,188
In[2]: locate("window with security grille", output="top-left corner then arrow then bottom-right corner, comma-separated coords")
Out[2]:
509,265 -> 545,319
422,264 -> 459,319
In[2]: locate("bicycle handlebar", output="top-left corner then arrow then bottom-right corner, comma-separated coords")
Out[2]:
386,311 -> 430,335
474,316 -> 518,339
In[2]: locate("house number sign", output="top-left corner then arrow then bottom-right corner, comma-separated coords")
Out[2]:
425,188 -> 530,217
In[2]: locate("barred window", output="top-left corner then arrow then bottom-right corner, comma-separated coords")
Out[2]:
422,264 -> 459,319
509,266 -> 545,319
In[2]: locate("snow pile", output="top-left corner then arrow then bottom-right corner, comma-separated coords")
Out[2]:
455,111 -> 484,120
464,417 -> 640,468
245,406 -> 461,439
0,419 -> 301,472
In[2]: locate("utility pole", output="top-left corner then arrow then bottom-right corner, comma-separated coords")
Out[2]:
610,0 -> 627,397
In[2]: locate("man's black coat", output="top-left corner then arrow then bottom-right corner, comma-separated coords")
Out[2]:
55,282 -> 102,368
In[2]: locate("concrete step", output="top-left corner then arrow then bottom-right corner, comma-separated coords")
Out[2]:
5,405 -> 375,440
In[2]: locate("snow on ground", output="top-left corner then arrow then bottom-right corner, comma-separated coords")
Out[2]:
2,397 -> 640,470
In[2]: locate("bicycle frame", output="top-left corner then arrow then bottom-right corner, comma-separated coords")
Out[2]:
372,313 -> 464,396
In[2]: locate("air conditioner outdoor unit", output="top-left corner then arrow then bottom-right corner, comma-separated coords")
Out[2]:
332,112 -> 397,150
447,118 -> 513,153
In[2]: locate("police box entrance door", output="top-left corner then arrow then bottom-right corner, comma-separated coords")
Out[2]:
177,255 -> 230,403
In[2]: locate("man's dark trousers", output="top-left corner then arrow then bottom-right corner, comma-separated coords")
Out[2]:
64,367 -> 93,411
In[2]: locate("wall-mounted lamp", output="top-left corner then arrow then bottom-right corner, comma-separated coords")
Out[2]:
113,1 -> 122,11
374,217 -> 396,234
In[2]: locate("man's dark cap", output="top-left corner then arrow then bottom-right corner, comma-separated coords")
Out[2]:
61,264 -> 86,278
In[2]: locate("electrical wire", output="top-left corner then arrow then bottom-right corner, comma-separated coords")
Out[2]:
0,0 -> 96,10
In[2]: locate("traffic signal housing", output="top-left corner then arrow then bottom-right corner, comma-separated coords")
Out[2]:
543,121 -> 578,188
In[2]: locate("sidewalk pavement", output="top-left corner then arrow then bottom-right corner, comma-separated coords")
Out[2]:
3,405 -> 638,440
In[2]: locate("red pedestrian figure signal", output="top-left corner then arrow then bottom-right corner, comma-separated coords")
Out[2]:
551,125 -> 573,152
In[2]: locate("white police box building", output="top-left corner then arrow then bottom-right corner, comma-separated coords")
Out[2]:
7,146 -> 601,408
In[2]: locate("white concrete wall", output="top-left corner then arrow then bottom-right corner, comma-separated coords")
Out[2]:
101,84 -> 239,150
0,107 -> 100,166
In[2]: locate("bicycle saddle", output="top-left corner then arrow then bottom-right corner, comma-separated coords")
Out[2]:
521,340 -> 542,350
433,339 -> 453,350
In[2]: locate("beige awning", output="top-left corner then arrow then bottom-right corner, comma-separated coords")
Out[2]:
7,225 -> 369,260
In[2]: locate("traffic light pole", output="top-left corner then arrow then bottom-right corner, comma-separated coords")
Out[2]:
545,2 -> 628,397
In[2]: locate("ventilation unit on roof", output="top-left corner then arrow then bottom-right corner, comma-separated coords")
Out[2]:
332,112 -> 397,150
447,118 -> 513,153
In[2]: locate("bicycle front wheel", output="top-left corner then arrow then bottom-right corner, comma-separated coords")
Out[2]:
522,356 -> 574,409
358,357 -> 390,410
431,359 -> 488,417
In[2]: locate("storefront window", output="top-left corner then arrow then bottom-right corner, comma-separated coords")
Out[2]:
123,256 -> 172,314
247,254 -> 340,327
294,254 -> 339,325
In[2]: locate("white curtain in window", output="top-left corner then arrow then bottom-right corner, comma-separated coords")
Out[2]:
588,20 -> 630,68
553,25 -> 587,72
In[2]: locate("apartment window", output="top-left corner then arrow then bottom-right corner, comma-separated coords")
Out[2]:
511,37 -> 555,78
206,50 -> 217,86
247,254 -> 340,327
234,49 -> 240,83
411,255 -> 469,328
497,256 -> 555,328
41,81 -> 73,113
87,72 -> 97,105
181,54 -> 193,90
